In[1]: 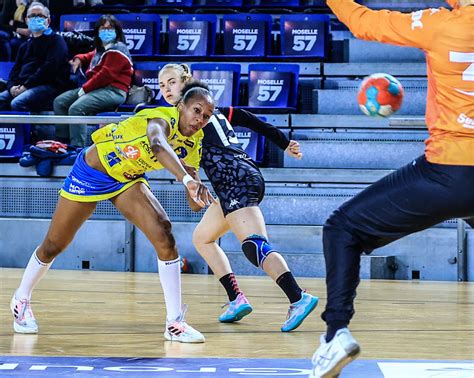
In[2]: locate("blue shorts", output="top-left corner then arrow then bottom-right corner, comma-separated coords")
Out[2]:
60,148 -> 148,202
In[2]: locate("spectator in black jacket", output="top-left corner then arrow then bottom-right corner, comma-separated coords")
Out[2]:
0,1 -> 69,112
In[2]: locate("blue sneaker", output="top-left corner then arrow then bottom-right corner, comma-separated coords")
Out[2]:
219,293 -> 253,323
281,292 -> 318,332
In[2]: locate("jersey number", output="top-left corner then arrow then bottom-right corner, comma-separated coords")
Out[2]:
450,51 -> 474,96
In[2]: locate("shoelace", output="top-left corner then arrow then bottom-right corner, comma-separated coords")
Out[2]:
220,294 -> 243,309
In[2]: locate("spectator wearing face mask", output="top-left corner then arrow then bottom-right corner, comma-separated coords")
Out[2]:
53,14 -> 133,148
0,1 -> 69,112
0,0 -> 49,61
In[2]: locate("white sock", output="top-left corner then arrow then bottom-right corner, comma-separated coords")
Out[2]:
16,248 -> 53,300
157,257 -> 182,322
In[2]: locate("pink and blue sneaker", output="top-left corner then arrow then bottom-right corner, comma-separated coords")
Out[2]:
281,292 -> 318,332
219,293 -> 253,323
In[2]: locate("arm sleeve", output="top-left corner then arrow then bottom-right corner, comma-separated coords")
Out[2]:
220,107 -> 290,151
326,0 -> 447,50
82,51 -> 131,93
23,36 -> 69,88
74,50 -> 95,67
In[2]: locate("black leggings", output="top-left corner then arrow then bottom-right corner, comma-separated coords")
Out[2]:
322,155 -> 474,325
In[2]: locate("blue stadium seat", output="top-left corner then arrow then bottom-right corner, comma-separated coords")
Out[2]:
279,14 -> 330,59
60,14 -> 161,56
133,62 -> 172,106
146,0 -> 192,6
191,63 -> 241,106
0,62 -> 14,80
247,0 -> 300,7
233,125 -> 265,163
220,14 -> 272,58
167,14 -> 217,57
246,63 -> 299,111
194,0 -> 243,6
0,111 -> 31,158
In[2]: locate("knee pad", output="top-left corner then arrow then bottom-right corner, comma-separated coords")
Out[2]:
241,234 -> 275,268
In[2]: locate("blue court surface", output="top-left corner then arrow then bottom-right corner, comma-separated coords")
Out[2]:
0,356 -> 473,377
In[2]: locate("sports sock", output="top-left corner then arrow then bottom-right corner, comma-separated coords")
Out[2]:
16,248 -> 53,300
219,273 -> 242,301
276,271 -> 303,304
157,257 -> 182,321
326,321 -> 349,342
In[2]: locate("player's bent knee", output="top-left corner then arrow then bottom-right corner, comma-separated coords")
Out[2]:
41,238 -> 68,260
241,234 -> 275,268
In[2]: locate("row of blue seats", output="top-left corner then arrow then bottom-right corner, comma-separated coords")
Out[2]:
104,0 -> 324,9
61,13 -> 330,58
0,61 -> 300,110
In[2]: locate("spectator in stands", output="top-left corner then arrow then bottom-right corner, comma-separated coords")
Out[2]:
10,85 -> 216,343
0,2 -> 68,113
54,14 -> 133,148
0,0 -> 49,61
310,1 -> 474,377
73,0 -> 103,8
158,64 -> 318,332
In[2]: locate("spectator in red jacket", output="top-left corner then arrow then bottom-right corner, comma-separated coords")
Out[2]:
54,14 -> 133,147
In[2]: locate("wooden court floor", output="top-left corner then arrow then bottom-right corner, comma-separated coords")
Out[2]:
0,268 -> 473,361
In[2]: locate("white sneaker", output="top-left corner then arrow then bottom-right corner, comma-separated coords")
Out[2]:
310,328 -> 360,378
10,294 -> 38,334
164,305 -> 205,343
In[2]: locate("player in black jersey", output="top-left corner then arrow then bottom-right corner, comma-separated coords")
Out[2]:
159,63 -> 318,332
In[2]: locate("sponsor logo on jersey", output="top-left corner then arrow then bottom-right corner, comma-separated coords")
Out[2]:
170,118 -> 176,128
136,158 -> 153,170
105,151 -> 121,167
411,10 -> 424,30
123,171 -> 144,180
229,199 -> 240,207
183,139 -> 195,148
124,145 -> 141,160
458,113 -> 474,129
68,183 -> 86,195
174,146 -> 188,159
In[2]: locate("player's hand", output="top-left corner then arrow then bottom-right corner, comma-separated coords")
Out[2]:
180,158 -> 198,178
185,180 -> 216,208
285,140 -> 303,160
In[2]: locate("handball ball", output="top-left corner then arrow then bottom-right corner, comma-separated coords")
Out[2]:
357,73 -> 404,117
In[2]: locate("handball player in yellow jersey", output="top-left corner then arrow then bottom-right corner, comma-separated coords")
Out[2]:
10,84 -> 216,343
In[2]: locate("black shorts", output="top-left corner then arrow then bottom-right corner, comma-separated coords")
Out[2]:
202,146 -> 265,216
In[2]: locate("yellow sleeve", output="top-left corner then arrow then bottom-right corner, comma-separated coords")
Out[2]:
183,141 -> 202,170
327,0 -> 448,50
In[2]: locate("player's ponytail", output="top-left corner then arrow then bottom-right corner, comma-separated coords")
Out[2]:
160,63 -> 193,84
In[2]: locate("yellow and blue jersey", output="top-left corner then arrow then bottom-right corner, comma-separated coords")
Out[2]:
92,107 -> 203,182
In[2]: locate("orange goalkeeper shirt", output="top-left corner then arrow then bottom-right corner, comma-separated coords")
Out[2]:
327,1 -> 474,166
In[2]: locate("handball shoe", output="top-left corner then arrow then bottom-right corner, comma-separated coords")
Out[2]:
164,305 -> 205,343
281,292 -> 318,332
10,294 -> 38,334
218,293 -> 253,323
310,328 -> 361,378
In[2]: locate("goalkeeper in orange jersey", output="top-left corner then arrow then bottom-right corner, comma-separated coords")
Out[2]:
310,1 -> 474,377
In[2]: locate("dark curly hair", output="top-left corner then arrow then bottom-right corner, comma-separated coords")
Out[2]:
180,80 -> 214,105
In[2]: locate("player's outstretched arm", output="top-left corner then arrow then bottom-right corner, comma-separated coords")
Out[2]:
326,0 -> 445,50
180,159 -> 216,212
285,140 -> 303,160
146,118 -> 212,208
